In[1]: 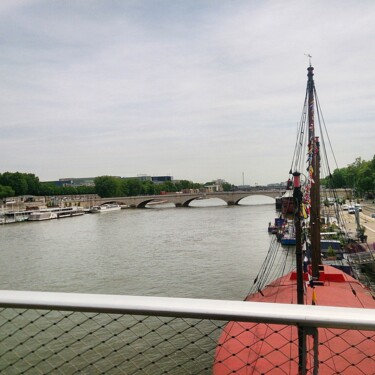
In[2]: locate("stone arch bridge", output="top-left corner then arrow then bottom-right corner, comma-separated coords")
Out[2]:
85,190 -> 281,209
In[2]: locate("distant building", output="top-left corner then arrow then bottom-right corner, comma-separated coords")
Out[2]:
151,176 -> 173,184
58,177 -> 96,187
136,174 -> 152,182
204,184 -> 223,193
49,175 -> 175,187
122,175 -> 173,183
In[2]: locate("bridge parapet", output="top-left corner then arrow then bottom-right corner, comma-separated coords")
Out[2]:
89,190 -> 281,208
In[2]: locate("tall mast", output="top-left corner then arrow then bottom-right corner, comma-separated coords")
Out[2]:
307,65 -> 321,278
293,171 -> 306,374
293,172 -> 304,305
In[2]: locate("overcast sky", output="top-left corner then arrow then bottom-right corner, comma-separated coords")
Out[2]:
1,0 -> 374,185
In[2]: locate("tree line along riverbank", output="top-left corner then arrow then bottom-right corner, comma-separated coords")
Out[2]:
0,172 -> 234,199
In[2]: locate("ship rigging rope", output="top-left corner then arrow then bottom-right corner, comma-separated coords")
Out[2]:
289,79 -> 374,305
291,88 -> 309,174
250,71 -> 374,306
314,89 -> 341,171
312,88 -> 375,303
312,82 -> 373,304
247,237 -> 292,299
249,239 -> 280,294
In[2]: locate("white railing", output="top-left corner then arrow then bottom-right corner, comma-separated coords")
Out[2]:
1,290 -> 375,329
1,291 -> 375,374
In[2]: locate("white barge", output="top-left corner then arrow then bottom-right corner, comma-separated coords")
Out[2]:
89,204 -> 121,213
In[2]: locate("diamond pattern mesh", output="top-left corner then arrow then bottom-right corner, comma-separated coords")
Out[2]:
1,308 -> 374,374
0,308 -> 224,374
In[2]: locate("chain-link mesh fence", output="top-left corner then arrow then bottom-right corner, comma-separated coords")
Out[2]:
1,298 -> 374,374
1,308 -> 225,374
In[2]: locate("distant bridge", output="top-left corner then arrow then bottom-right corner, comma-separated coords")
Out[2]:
85,190 -> 281,209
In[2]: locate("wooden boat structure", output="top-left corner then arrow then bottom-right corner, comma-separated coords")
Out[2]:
213,63 -> 375,374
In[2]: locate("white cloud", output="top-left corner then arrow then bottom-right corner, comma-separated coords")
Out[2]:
0,0 -> 374,184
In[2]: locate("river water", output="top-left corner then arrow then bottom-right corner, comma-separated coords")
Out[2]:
0,196 -> 276,301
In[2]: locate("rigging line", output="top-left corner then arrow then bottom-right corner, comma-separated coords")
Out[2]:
315,99 -> 332,180
314,91 -> 372,304
295,99 -> 309,172
297,100 -> 309,174
315,90 -> 340,170
250,238 -> 280,294
259,245 -> 291,302
293,90 -> 308,167
316,85 -> 375,306
256,249 -> 280,291
329,188 -> 350,234
270,245 -> 290,281
342,248 -> 369,307
292,89 -> 309,173
254,237 -> 279,282
255,239 -> 285,293
314,97 -> 332,182
326,208 -> 370,300
358,270 -> 375,299
301,112 -> 309,173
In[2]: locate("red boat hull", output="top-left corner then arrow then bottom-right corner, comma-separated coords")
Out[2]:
213,266 -> 375,374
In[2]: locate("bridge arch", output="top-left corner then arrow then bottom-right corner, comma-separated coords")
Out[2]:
180,198 -> 196,207
236,195 -> 276,205
98,200 -> 123,206
137,199 -> 167,208
188,197 -> 229,207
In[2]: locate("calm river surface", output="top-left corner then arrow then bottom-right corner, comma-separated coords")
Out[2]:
1,196 -> 276,300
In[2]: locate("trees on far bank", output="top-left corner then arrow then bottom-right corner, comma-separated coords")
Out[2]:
39,183 -> 95,196
94,176 -> 123,198
324,155 -> 375,198
0,171 -> 207,199
93,176 -> 204,198
0,172 -> 40,198
0,185 -> 15,199
0,172 -> 96,199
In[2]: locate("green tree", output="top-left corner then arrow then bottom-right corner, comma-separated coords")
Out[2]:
356,160 -> 374,196
159,181 -> 177,192
76,185 -> 96,195
141,180 -> 155,195
0,172 -> 28,195
39,183 -> 58,196
0,185 -> 15,198
94,176 -> 122,198
24,173 -> 41,195
192,183 -> 203,190
324,155 -> 375,197
222,182 -> 233,191
331,168 -> 346,188
179,180 -> 192,190
124,178 -> 143,196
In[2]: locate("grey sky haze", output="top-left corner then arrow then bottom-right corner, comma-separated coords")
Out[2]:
1,0 -> 374,185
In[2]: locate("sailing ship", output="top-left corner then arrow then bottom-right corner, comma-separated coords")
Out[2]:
213,64 -> 375,374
